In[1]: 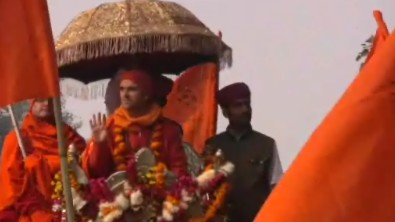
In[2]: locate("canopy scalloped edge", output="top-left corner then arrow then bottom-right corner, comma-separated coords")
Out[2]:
56,34 -> 233,71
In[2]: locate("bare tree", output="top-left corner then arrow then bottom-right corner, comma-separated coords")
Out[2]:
356,35 -> 374,69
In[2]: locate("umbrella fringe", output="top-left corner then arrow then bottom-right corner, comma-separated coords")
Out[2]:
60,78 -> 110,100
56,34 -> 232,70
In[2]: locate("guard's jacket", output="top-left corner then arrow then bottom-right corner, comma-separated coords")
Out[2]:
205,127 -> 276,222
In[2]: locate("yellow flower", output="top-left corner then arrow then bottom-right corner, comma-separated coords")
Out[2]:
151,141 -> 161,150
156,163 -> 166,172
115,135 -> 124,143
113,127 -> 123,134
149,181 -> 156,185
118,142 -> 126,150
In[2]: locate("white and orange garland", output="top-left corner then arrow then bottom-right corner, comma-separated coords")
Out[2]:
51,125 -> 234,222
51,159 -> 233,222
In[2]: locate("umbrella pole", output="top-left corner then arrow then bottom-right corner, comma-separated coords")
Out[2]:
52,97 -> 75,222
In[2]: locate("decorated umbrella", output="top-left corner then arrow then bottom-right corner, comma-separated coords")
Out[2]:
56,0 -> 232,83
53,2 -> 234,221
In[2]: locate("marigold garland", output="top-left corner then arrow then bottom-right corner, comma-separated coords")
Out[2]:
110,120 -> 169,219
101,205 -> 119,216
51,155 -> 81,200
112,121 -> 163,171
51,119 -> 233,222
51,153 -> 86,222
189,182 -> 230,222
203,182 -> 230,221
204,164 -> 213,171
146,162 -> 167,188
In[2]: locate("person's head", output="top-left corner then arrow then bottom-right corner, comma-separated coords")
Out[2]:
154,75 -> 174,107
30,98 -> 53,120
119,69 -> 154,111
218,82 -> 252,127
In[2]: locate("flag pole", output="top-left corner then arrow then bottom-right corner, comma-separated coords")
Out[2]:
52,97 -> 75,222
7,105 -> 27,159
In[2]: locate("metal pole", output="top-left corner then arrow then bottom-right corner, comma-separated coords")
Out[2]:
52,97 -> 75,222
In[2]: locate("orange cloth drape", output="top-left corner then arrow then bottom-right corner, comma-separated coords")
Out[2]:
110,104 -> 162,128
163,63 -> 219,153
0,113 -> 85,221
254,11 -> 395,222
0,0 -> 59,107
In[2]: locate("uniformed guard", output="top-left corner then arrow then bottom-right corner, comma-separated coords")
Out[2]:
205,82 -> 283,222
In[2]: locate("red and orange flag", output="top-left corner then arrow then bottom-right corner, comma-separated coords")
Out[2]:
365,10 -> 389,63
163,63 -> 219,153
255,11 -> 395,222
0,0 -> 60,107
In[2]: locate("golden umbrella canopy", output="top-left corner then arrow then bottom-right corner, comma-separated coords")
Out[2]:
56,0 -> 232,83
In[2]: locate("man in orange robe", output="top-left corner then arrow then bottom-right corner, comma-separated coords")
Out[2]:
82,70 -> 188,179
0,99 -> 86,221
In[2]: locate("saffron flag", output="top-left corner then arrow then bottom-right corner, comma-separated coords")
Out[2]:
365,10 -> 389,63
163,63 -> 219,153
255,11 -> 395,222
0,0 -> 60,107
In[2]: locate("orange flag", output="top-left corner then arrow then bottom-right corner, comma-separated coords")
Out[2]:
365,10 -> 389,63
0,0 -> 60,107
255,11 -> 395,222
163,63 -> 218,153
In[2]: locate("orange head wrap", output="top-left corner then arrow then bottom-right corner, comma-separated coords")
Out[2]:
29,98 -> 52,114
119,70 -> 154,97
29,99 -> 37,112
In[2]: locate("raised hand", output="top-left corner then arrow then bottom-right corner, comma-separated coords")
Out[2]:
89,112 -> 107,143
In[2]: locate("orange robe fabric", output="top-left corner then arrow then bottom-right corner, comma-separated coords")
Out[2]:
254,11 -> 395,222
163,63 -> 219,153
0,0 -> 59,107
0,113 -> 86,222
82,104 -> 188,179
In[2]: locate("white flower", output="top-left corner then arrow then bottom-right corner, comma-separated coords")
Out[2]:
130,189 -> 143,211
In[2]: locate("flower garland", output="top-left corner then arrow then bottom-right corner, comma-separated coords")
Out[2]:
98,120 -> 166,220
112,122 -> 163,171
189,182 -> 230,222
52,158 -> 232,222
146,162 -> 166,188
158,161 -> 233,222
189,160 -> 234,222
51,171 -> 81,199
158,176 -> 198,222
202,182 -> 230,221
50,119 -> 234,222
51,154 -> 86,221
97,193 -> 130,222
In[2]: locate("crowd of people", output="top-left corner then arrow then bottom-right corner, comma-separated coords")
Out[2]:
0,69 -> 283,222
